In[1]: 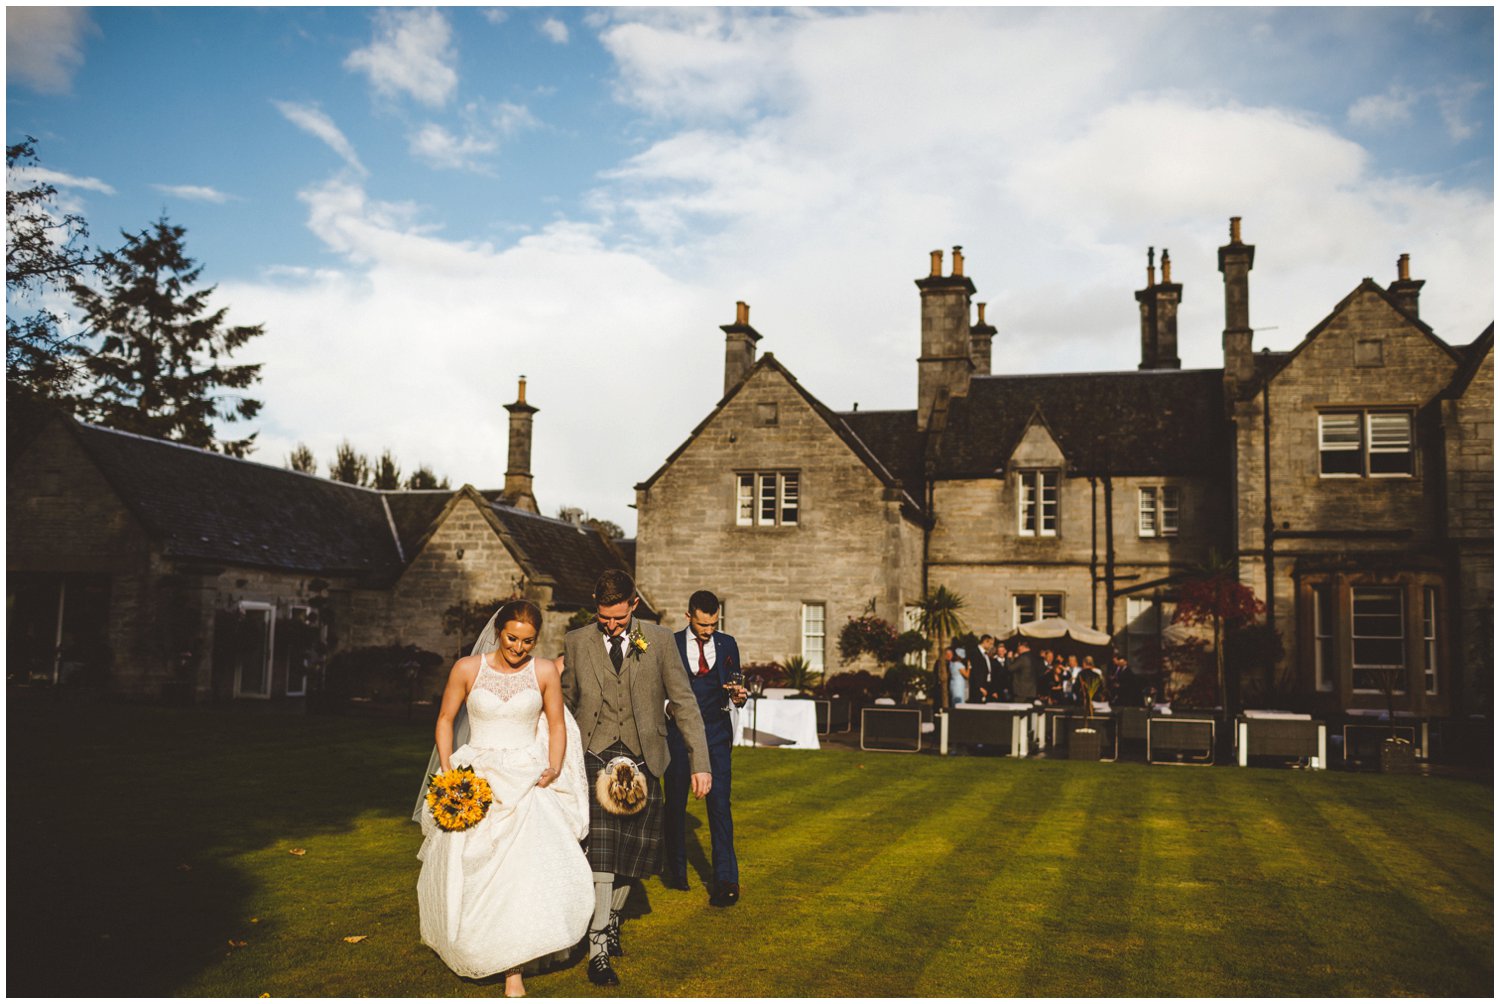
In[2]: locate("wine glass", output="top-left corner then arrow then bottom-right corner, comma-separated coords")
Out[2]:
723,668 -> 746,713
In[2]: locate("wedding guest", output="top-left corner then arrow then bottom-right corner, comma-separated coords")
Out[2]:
971,635 -> 996,703
948,646 -> 970,706
1076,656 -> 1103,705
1009,639 -> 1042,703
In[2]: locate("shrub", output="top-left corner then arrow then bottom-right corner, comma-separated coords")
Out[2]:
820,670 -> 885,704
837,614 -> 900,664
325,644 -> 444,703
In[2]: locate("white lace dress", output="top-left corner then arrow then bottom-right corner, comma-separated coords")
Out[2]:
416,657 -> 593,978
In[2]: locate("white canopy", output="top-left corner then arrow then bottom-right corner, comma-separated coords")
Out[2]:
1010,617 -> 1112,647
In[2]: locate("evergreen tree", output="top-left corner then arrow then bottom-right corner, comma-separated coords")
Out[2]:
71,215 -> 264,456
405,465 -> 450,490
329,440 -> 371,486
372,449 -> 402,490
286,442 -> 317,473
6,138 -> 94,453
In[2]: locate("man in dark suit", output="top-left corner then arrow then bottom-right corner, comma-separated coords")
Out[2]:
663,589 -> 747,907
1010,638 -> 1043,703
971,634 -> 996,703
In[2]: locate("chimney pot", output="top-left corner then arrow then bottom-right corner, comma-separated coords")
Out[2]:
1161,249 -> 1172,284
1146,246 -> 1156,288
736,300 -> 749,325
517,375 -> 527,403
1398,253 -> 1410,281
930,249 -> 943,277
1229,216 -> 1242,243
951,245 -> 964,277
977,302 -> 987,325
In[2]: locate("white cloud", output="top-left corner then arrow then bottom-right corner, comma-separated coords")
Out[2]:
1435,80 -> 1485,142
481,9 -> 509,27
6,7 -> 96,94
11,165 -> 115,195
152,184 -> 235,204
409,101 -> 539,173
539,18 -> 569,45
273,101 -> 367,175
1349,88 -> 1417,129
344,8 -> 458,108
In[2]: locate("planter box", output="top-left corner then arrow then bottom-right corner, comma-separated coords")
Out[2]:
1069,725 -> 1104,761
1380,738 -> 1417,774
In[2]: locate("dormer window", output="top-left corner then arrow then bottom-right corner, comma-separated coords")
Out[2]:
1017,469 -> 1059,537
1318,410 -> 1413,477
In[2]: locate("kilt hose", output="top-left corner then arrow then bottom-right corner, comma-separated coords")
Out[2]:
584,742 -> 663,879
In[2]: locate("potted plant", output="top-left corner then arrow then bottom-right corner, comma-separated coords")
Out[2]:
1069,669 -> 1105,761
1371,665 -> 1416,774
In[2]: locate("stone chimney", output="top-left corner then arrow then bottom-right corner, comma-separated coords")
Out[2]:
916,246 -> 977,431
503,376 -> 539,513
969,301 -> 996,376
1388,253 -> 1424,320
720,300 -> 762,395
1135,246 -> 1182,370
1218,216 -> 1257,401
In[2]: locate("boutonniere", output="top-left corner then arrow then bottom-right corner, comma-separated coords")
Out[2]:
628,627 -> 648,654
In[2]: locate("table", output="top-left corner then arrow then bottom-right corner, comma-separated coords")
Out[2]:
1236,711 -> 1326,769
940,703 -> 1034,756
733,698 -> 820,749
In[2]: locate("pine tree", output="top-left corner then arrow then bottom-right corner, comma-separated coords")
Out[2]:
329,440 -> 371,486
7,137 -> 94,452
71,215 -> 263,456
405,465 -> 450,490
286,442 -> 317,473
372,449 -> 402,490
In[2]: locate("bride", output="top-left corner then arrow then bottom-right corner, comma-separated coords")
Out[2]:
414,600 -> 593,997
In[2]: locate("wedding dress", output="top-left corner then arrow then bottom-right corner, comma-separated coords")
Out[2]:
416,655 -> 594,978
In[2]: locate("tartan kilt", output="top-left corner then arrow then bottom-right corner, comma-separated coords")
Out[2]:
584,743 -> 663,879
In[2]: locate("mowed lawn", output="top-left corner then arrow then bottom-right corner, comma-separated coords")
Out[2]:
6,702 -> 1491,997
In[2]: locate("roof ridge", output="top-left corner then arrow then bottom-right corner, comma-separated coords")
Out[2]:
489,501 -> 596,531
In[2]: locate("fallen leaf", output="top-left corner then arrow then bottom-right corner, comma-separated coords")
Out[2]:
343,935 -> 368,944
259,994 -> 270,998
228,940 -> 248,949
288,848 -> 306,857
250,917 -> 260,924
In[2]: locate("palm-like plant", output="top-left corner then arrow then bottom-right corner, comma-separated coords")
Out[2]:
916,585 -> 968,669
782,656 -> 823,694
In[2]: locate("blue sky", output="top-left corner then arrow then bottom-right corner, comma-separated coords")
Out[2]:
7,6 -> 1494,533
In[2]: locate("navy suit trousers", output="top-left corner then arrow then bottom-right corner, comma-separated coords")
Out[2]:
663,715 -> 737,886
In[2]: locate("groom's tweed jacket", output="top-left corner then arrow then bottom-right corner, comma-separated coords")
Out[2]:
563,618 -> 710,778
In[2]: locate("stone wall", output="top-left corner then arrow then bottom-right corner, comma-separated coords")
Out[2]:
636,365 -> 924,672
1443,342 -> 1494,710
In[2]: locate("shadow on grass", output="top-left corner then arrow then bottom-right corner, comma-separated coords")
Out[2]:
6,697 -> 434,996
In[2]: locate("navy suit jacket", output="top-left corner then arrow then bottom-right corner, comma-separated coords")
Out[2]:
671,628 -> 741,737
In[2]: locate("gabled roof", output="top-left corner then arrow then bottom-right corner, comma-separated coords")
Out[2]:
1259,278 -> 1463,384
1444,323 -> 1494,400
637,353 -> 924,515
483,501 -> 646,612
836,408 -> 926,501
936,369 -> 1229,478
384,490 -> 454,562
68,419 -> 404,579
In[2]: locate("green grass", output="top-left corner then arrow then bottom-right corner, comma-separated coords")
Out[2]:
7,701 -> 1492,996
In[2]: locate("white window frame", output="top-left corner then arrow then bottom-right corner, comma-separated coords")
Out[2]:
903,604 -> 924,668
1013,593 -> 1064,629
1318,410 -> 1413,479
801,602 -> 826,671
1018,469 -> 1059,537
1312,584 -> 1335,693
1138,486 -> 1181,538
737,471 -> 800,527
1422,587 -> 1438,696
234,601 -> 275,700
1351,587 -> 1405,694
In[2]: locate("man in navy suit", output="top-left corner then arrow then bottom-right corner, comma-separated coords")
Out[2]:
663,589 -> 747,907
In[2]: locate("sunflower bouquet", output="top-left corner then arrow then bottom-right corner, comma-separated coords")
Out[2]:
425,765 -> 496,832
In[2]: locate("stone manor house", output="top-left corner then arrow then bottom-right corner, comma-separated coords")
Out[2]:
7,217 -> 1492,720
633,219 -> 1493,718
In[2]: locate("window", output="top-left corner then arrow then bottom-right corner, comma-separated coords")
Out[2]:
1018,469 -> 1059,536
1351,587 -> 1405,693
234,602 -> 275,699
737,471 -> 799,527
1319,410 -> 1413,477
1312,584 -> 1335,693
756,402 -> 778,426
1422,587 -> 1438,696
1138,486 -> 1180,538
1014,593 -> 1063,628
278,604 -> 321,697
1125,596 -> 1175,667
801,602 -> 826,671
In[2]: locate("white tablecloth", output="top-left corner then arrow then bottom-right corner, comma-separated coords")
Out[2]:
733,698 -> 820,749
1243,709 -> 1312,720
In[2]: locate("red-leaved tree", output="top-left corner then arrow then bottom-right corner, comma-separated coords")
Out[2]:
1172,551 -> 1265,723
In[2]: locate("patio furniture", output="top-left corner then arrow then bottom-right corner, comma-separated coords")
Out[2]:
734,697 -> 820,749
1236,711 -> 1326,769
815,698 -> 853,735
1147,715 -> 1215,765
939,703 -> 1033,756
860,707 -> 923,752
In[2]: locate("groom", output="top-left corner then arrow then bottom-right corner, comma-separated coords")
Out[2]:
562,569 -> 711,988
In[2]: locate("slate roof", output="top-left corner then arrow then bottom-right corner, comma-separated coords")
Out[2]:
383,491 -> 452,561
486,504 -> 654,616
837,409 -> 926,498
70,420 -> 403,579
1445,323 -> 1494,399
936,368 -> 1230,478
